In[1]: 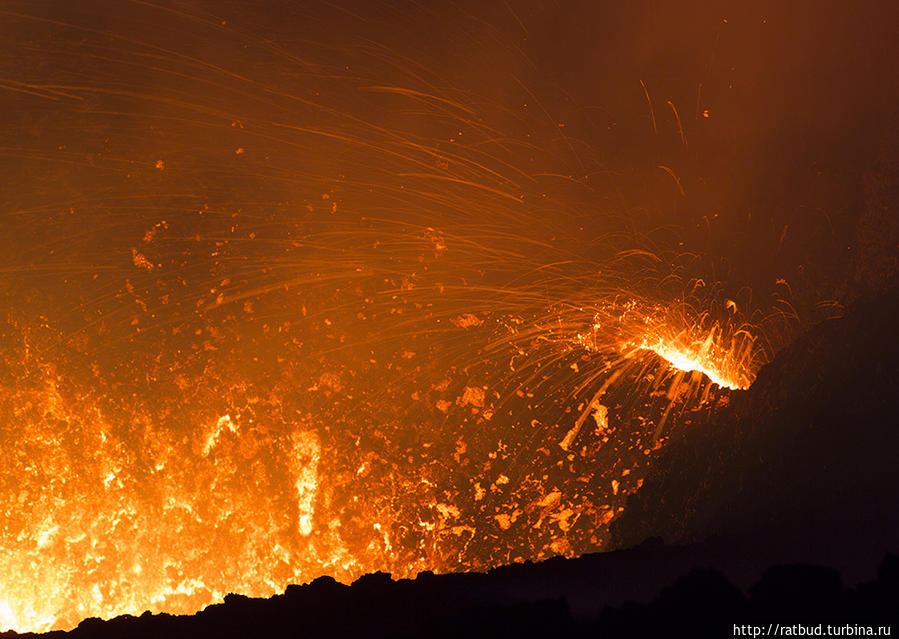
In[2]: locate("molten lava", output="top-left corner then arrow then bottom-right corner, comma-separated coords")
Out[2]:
637,332 -> 752,391
0,297 -> 762,632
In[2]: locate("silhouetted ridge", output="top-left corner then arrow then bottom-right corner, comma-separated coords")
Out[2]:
2,552 -> 895,638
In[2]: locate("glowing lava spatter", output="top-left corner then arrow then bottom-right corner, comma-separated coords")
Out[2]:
634,322 -> 754,391
572,301 -> 758,394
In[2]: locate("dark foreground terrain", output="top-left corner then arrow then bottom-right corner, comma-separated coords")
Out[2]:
6,287 -> 898,639
2,547 -> 896,638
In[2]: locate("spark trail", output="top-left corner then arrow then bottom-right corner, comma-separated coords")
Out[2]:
0,1 -> 806,632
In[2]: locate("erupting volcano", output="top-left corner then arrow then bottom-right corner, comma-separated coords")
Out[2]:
1,0 -> 896,635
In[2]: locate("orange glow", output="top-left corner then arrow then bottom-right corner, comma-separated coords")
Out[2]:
0,2 -> 815,632
2,292 -> 737,632
635,328 -> 753,391
573,301 -> 758,392
0,370 -> 365,632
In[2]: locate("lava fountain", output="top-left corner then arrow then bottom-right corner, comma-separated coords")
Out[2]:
0,1 -> 823,632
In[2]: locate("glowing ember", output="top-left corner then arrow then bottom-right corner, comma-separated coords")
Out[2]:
639,336 -> 750,391
572,300 -> 758,392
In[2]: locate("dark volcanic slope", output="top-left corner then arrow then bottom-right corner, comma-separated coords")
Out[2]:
612,283 -> 899,582
4,548 -> 897,639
